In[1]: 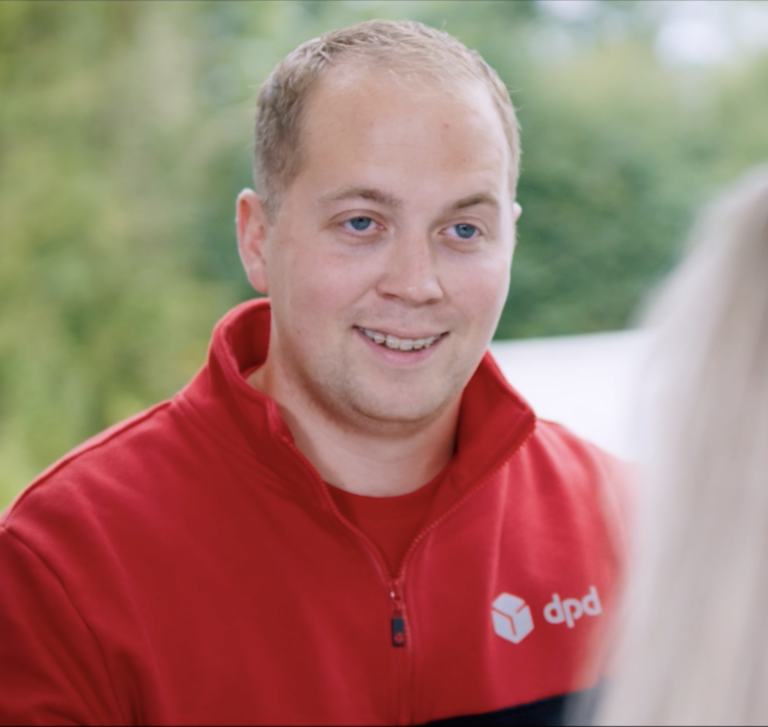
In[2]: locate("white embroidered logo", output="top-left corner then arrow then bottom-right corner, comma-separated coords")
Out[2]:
543,586 -> 602,628
491,593 -> 535,644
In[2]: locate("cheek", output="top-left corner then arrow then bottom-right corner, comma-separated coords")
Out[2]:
449,258 -> 511,321
282,245 -> 373,323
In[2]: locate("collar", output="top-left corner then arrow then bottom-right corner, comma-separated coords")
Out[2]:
177,298 -> 536,506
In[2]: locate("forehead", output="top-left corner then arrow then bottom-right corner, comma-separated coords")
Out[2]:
294,65 -> 510,195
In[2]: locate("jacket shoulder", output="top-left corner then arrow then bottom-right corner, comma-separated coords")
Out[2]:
1,401 -> 173,527
521,418 -> 637,555
526,418 -> 635,484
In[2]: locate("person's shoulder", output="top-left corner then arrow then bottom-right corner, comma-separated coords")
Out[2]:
521,417 -> 637,515
525,417 -> 631,470
1,400 -> 174,529
527,417 -> 638,548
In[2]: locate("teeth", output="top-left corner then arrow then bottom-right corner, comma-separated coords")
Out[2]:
360,327 -> 441,352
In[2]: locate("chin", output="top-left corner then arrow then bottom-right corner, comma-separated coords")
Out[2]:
350,389 -> 455,428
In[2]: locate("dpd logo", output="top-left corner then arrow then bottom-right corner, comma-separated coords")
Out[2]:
544,586 -> 602,628
491,593 -> 534,644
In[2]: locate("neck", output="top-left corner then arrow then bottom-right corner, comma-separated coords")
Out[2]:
248,366 -> 459,497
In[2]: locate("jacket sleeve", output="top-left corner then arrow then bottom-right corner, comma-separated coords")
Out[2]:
0,526 -> 124,726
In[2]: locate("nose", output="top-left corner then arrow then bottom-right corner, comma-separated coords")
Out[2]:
376,233 -> 444,306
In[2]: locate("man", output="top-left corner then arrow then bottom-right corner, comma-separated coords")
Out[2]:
0,20 -> 630,726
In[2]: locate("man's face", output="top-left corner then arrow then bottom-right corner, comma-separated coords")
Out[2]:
240,66 -> 519,434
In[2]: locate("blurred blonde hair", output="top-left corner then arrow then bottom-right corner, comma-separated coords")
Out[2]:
597,165 -> 768,725
253,19 -> 520,222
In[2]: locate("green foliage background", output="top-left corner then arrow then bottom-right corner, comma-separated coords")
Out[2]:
2,0 -> 768,506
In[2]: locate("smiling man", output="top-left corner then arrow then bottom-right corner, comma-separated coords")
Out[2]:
0,20 -> 630,727
238,54 -> 517,500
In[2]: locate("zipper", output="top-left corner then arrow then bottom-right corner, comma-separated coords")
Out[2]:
280,435 -> 414,722
390,577 -> 406,647
394,418 -> 537,584
277,415 -> 536,725
279,435 -> 410,620
389,574 -> 411,725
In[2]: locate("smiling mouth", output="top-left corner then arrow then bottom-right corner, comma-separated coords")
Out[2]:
357,327 -> 445,352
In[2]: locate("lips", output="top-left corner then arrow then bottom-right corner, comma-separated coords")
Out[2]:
357,326 -> 444,352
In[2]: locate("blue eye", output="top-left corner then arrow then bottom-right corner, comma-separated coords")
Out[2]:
453,223 -> 478,239
346,216 -> 374,232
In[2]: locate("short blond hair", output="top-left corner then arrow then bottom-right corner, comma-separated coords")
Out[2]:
253,19 -> 520,222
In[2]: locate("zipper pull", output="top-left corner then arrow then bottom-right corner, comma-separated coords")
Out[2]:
390,581 -> 406,647
391,616 -> 406,646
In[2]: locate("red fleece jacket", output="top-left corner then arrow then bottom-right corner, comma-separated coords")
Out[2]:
0,299 -> 631,726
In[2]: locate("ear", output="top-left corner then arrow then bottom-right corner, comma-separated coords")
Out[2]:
236,189 -> 270,295
509,202 -> 523,257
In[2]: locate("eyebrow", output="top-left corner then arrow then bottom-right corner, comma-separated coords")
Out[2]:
317,186 -> 403,208
449,192 -> 500,212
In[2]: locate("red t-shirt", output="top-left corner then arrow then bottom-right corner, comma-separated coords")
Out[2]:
328,471 -> 446,576
243,362 -> 446,576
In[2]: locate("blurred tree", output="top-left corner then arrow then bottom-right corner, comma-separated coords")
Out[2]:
0,1 -> 237,500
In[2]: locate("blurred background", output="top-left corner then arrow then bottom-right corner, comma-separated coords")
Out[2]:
2,0 -> 768,507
